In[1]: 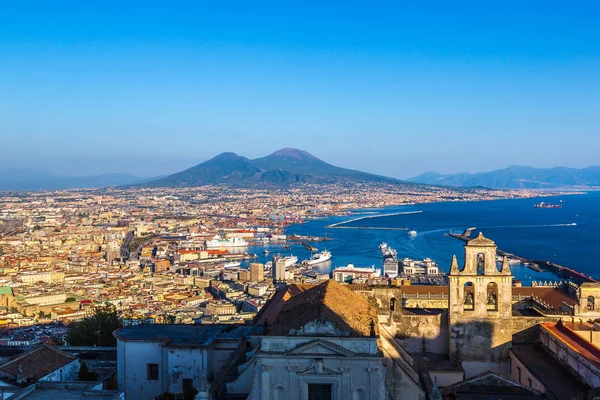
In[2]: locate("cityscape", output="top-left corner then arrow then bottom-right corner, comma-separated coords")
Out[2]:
1,2 -> 600,400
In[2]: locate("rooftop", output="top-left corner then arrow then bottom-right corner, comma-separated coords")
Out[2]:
267,280 -> 378,337
511,344 -> 587,399
113,324 -> 258,346
466,232 -> 496,247
0,345 -> 76,383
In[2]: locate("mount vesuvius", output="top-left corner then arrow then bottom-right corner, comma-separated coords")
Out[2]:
139,148 -> 407,187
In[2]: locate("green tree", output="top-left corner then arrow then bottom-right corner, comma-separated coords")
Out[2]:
66,306 -> 122,346
65,297 -> 77,302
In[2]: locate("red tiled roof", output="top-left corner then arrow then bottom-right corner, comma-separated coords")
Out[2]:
542,321 -> 600,369
0,345 -> 76,383
512,287 -> 577,309
255,284 -> 313,326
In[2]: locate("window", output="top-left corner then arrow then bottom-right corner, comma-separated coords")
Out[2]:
390,298 -> 396,312
528,378 -> 532,387
487,282 -> 498,311
476,253 -> 485,275
308,383 -> 332,400
464,282 -> 474,311
588,296 -> 595,311
147,363 -> 159,380
274,386 -> 286,400
517,366 -> 521,384
183,378 -> 194,392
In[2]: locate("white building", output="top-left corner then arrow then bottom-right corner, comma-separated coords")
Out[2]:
113,325 -> 257,399
400,258 -> 441,276
332,264 -> 380,283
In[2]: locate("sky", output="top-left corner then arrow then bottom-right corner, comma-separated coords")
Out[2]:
1,1 -> 599,179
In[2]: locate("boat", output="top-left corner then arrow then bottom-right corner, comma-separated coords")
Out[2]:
284,255 -> 298,267
281,244 -> 291,250
306,250 -> 331,266
263,249 -> 270,255
205,236 -> 249,248
378,242 -> 388,251
533,202 -> 562,209
408,230 -> 417,237
223,261 -> 241,269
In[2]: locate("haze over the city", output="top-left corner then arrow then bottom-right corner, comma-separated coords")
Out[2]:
1,2 -> 599,178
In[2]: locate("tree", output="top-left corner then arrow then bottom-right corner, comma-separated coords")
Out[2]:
66,306 -> 122,347
78,361 -> 98,381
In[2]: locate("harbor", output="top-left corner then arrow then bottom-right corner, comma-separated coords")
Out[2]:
446,227 -> 597,284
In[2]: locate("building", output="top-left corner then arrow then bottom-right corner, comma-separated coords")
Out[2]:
206,301 -> 236,316
249,263 -> 264,282
332,264 -> 380,283
113,325 -> 257,399
400,258 -> 440,275
273,256 -> 287,282
383,256 -> 399,278
228,281 -> 403,400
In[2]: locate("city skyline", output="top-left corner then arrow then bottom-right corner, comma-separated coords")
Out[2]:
1,2 -> 599,178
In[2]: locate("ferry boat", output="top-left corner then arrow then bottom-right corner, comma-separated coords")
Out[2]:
205,236 -> 249,249
533,202 -> 562,209
306,250 -> 332,266
265,255 -> 298,269
223,261 -> 241,269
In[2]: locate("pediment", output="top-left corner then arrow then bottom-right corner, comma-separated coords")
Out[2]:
285,339 -> 356,357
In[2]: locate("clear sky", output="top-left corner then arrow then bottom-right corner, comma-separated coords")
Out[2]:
1,1 -> 599,178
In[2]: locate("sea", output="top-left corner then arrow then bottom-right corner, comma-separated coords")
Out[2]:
242,192 -> 600,284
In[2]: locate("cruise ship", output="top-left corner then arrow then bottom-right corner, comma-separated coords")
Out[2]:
305,250 -> 332,265
534,202 -> 562,209
205,236 -> 248,249
265,255 -> 298,269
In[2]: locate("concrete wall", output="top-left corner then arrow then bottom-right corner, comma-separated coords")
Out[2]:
508,350 -> 547,394
166,348 -> 207,394
541,326 -> 600,388
389,312 -> 448,354
117,340 -> 167,399
39,359 -> 80,382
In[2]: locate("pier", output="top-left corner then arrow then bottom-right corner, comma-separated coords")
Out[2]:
300,242 -> 318,251
446,228 -> 598,285
328,226 -> 409,231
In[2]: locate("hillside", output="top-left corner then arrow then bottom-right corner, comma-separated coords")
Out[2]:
141,148 -> 405,187
408,166 -> 600,189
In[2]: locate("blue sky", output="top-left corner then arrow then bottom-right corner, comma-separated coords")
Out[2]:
1,1 -> 599,178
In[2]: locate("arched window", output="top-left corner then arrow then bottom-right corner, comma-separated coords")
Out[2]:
464,282 -> 474,311
274,386 -> 286,400
588,296 -> 595,311
390,298 -> 397,312
487,282 -> 498,311
353,388 -> 367,400
476,253 -> 485,275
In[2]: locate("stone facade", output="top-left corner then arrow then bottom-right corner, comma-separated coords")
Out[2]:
448,233 -> 513,364
248,336 -> 386,400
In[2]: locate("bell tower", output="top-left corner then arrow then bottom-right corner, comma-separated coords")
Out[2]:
448,232 -> 513,365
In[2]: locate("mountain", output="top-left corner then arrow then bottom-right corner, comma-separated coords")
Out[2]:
0,170 -> 150,192
408,165 -> 600,189
141,148 -> 405,187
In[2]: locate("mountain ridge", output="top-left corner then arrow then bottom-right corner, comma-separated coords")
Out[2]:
408,165 -> 600,189
140,148 -> 406,188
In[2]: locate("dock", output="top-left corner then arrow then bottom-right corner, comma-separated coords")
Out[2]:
446,228 -> 598,285
300,242 -> 318,252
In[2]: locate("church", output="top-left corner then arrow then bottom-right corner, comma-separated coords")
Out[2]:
114,232 -> 600,399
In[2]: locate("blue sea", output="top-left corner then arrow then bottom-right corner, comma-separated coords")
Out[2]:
245,192 -> 600,284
